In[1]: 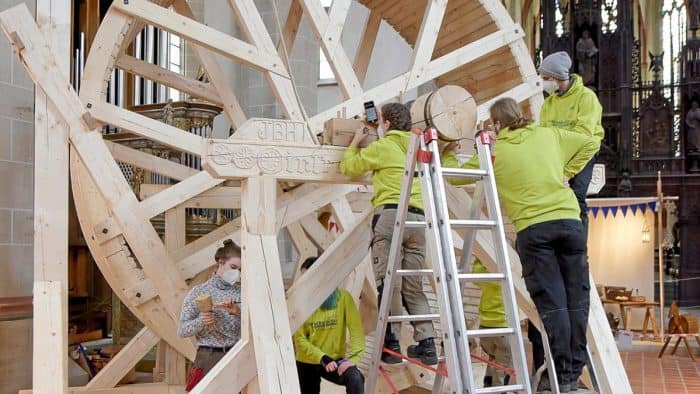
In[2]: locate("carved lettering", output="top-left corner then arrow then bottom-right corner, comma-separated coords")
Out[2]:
250,119 -> 308,144
207,143 -> 333,177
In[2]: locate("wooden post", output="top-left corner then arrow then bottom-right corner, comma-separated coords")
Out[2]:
33,1 -> 71,392
241,177 -> 300,394
163,206 -> 188,384
657,171 -> 665,338
33,281 -> 67,393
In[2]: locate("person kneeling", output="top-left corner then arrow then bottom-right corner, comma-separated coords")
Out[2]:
294,257 -> 366,394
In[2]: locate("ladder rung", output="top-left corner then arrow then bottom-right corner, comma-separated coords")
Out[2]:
457,273 -> 506,282
405,220 -> 427,228
387,314 -> 440,323
441,167 -> 488,179
466,327 -> 514,337
396,269 -> 433,276
475,384 -> 526,393
449,219 -> 497,229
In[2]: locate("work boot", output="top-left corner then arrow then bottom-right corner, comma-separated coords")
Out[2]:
407,338 -> 438,365
381,340 -> 402,364
483,375 -> 493,387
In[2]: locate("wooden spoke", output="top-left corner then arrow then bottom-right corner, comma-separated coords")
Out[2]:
86,328 -> 160,389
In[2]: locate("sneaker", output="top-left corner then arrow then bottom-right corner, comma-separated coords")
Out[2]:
406,338 -> 438,365
381,341 -> 402,364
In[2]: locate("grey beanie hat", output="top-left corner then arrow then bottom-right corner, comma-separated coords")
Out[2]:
539,51 -> 572,80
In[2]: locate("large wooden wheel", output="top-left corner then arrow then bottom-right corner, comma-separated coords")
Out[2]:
1,0 -> 632,393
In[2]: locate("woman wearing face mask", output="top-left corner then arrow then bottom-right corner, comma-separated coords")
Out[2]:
178,239 -> 242,391
339,102 -> 438,366
443,98 -> 599,392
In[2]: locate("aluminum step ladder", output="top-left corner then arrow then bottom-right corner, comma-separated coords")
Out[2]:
364,126 -> 532,394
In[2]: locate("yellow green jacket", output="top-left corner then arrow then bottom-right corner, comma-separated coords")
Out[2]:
443,124 -> 599,232
473,259 -> 506,328
539,74 -> 605,141
340,130 -> 423,210
293,289 -> 365,365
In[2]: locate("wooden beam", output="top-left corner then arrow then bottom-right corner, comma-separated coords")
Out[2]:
299,214 -> 335,250
33,281 -> 68,392
241,177 -> 300,393
405,0 -> 448,90
115,55 -> 223,105
227,0 -> 307,123
353,9 -> 381,85
287,222 -> 317,282
170,0 -> 247,129
89,102 -> 203,155
186,339 -> 256,394
111,0 -> 289,78
21,383 -> 180,394
310,25 -> 524,131
86,328 -> 160,389
106,141 -> 199,182
33,0 -> 70,391
297,0 -> 362,98
140,184 -> 241,209
163,206 -> 187,385
140,172 -> 223,218
279,0 -> 303,55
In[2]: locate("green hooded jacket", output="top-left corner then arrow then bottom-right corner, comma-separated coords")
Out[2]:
443,124 -> 599,232
539,74 -> 605,141
473,259 -> 507,328
340,130 -> 423,210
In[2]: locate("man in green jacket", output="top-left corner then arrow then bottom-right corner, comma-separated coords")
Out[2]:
294,257 -> 365,394
340,102 -> 438,365
539,51 -> 604,233
444,98 -> 599,392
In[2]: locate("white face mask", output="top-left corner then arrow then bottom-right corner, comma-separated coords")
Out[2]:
221,268 -> 240,284
542,80 -> 559,94
376,125 -> 385,138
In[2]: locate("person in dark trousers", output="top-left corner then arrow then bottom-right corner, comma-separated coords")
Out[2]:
443,98 -> 599,392
293,257 -> 366,394
340,102 -> 438,365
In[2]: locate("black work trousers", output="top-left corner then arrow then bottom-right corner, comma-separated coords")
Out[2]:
516,219 -> 590,387
296,361 -> 365,394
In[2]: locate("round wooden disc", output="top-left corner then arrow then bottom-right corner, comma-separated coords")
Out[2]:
429,85 -> 477,141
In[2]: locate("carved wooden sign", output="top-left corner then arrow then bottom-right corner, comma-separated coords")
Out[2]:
231,117 -> 313,144
203,138 -> 369,183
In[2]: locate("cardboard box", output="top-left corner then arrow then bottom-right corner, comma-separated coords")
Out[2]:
322,118 -> 378,148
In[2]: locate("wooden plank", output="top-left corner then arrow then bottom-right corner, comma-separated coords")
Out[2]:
71,150 -> 195,359
404,0 -> 448,90
164,206 -> 187,385
140,184 -> 241,209
33,281 -> 67,392
227,0 -> 307,123
186,339 -> 256,394
297,0 -> 362,98
86,328 -> 160,389
279,0 -> 303,54
241,177 -> 300,394
33,1 -> 70,391
140,172 -> 223,218
106,141 -> 198,182
21,383 -> 180,394
299,214 -> 335,250
287,222 -> 317,282
115,55 -> 222,105
353,9 -> 381,85
111,0 -> 288,78
170,0 -> 246,129
89,102 -> 202,155
203,138 -> 370,183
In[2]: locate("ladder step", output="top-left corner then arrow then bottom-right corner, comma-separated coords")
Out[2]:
466,327 -> 514,337
396,269 -> 433,276
475,384 -> 526,393
457,273 -> 506,282
405,220 -> 427,228
387,314 -> 441,323
441,167 -> 488,179
449,219 -> 497,229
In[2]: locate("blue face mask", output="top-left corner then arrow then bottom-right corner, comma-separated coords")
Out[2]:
320,289 -> 340,310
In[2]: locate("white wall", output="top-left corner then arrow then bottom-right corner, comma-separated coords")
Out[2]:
588,209 -> 656,329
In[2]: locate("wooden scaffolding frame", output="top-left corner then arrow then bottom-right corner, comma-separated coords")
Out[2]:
0,0 -> 631,392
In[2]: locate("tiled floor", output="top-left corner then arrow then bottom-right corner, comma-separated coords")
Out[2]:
622,350 -> 700,394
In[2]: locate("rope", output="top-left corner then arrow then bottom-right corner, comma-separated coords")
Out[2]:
268,0 -> 319,144
378,366 -> 400,394
381,346 -> 516,377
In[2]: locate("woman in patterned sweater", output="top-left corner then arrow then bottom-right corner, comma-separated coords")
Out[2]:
179,239 -> 242,390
